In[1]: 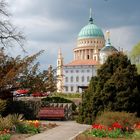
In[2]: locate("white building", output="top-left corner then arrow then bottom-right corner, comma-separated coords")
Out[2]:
56,10 -> 118,93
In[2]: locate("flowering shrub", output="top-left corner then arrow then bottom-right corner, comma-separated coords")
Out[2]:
0,129 -> 11,140
91,122 -> 126,138
25,120 -> 40,128
112,122 -> 122,129
94,111 -> 140,133
0,129 -> 10,135
15,120 -> 41,134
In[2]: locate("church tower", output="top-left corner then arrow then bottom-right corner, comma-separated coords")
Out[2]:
99,31 -> 118,64
56,49 -> 63,92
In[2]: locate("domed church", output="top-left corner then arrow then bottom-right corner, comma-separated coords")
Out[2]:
56,9 -> 118,93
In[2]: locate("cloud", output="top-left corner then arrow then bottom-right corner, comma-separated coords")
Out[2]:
5,0 -> 140,71
103,25 -> 140,52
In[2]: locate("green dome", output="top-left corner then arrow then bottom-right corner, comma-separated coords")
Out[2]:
78,9 -> 104,39
78,23 -> 104,39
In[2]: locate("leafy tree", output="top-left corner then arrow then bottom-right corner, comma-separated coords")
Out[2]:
78,52 -> 140,124
0,48 -> 57,99
130,42 -> 140,74
21,65 -> 57,93
44,65 -> 57,92
0,48 -> 44,98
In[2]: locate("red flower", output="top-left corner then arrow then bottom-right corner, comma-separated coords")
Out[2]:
134,122 -> 140,129
112,122 -> 122,129
108,127 -> 112,131
92,124 -> 106,130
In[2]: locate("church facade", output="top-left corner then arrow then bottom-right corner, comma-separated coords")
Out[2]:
56,10 -> 118,93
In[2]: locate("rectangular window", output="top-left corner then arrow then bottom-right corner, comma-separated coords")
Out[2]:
82,76 -> 84,82
71,86 -> 73,92
65,77 -> 68,82
87,76 -> 90,82
65,86 -> 68,92
71,70 -> 73,73
76,76 -> 79,82
71,76 -> 73,82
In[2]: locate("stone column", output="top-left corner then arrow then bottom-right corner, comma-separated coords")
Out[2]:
74,52 -> 76,60
85,49 -> 87,60
89,49 -> 91,59
83,50 -> 85,60
81,50 -> 83,60
78,50 -> 80,60
75,51 -> 77,60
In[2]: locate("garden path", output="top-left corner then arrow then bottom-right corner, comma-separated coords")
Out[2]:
26,121 -> 90,140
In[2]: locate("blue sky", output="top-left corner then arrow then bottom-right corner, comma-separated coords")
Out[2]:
6,0 -> 140,70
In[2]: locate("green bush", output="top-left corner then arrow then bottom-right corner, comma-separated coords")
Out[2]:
42,97 -> 77,111
0,134 -> 11,140
3,100 -> 41,119
0,114 -> 24,131
95,111 -> 139,130
0,114 -> 40,135
52,93 -> 81,98
0,100 -> 7,115
16,123 -> 40,134
0,116 -> 13,131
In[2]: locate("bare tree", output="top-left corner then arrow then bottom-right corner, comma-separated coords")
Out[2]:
0,0 -> 25,49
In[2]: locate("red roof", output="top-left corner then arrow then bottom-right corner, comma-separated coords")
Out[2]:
65,60 -> 99,66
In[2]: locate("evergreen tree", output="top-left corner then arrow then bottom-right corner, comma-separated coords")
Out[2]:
78,76 -> 98,124
78,52 -> 140,124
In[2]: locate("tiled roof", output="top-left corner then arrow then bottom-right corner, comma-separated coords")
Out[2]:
65,60 -> 99,66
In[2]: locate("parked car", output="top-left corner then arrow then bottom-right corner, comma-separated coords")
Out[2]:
13,89 -> 29,97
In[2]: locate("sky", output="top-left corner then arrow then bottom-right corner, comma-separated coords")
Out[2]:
6,0 -> 140,71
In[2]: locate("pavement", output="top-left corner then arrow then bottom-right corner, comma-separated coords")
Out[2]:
26,121 -> 90,140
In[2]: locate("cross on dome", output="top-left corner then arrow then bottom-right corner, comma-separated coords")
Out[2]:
89,8 -> 93,24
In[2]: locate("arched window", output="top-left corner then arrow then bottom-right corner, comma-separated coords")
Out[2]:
87,55 -> 89,59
